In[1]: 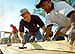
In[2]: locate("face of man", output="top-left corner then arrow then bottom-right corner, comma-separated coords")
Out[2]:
40,1 -> 52,13
48,26 -> 52,31
70,12 -> 75,23
21,13 -> 31,22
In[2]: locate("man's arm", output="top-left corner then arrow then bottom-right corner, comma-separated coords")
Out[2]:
20,32 -> 27,44
41,26 -> 46,33
70,11 -> 75,23
64,11 -> 75,33
56,1 -> 75,33
35,15 -> 46,33
20,32 -> 24,39
19,20 -> 27,44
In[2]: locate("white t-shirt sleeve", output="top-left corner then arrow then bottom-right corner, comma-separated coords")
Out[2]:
46,12 -> 56,26
54,1 -> 75,16
46,10 -> 71,27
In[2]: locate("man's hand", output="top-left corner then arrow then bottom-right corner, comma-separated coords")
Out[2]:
22,39 -> 27,44
19,32 -> 27,44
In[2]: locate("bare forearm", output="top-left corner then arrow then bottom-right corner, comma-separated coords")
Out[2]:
20,32 -> 27,44
42,26 -> 46,33
20,32 -> 24,39
70,11 -> 75,23
64,11 -> 75,33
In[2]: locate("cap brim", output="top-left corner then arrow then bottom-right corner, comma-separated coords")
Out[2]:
36,4 -> 40,8
20,12 -> 29,16
47,24 -> 53,27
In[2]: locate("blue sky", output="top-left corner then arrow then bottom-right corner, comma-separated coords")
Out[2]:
0,0 -> 57,32
0,0 -> 37,31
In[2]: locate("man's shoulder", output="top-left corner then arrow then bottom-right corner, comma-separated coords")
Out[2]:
20,19 -> 22,21
31,15 -> 40,20
31,15 -> 39,18
54,1 -> 68,8
54,1 -> 66,5
20,19 -> 25,24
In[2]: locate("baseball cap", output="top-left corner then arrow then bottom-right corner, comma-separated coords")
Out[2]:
20,8 -> 30,16
36,0 -> 51,8
47,24 -> 53,28
10,24 -> 13,27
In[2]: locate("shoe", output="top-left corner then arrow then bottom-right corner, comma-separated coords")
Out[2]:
19,44 -> 27,49
7,43 -> 12,46
19,46 -> 27,49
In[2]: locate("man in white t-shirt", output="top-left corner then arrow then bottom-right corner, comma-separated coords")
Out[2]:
36,0 -> 75,40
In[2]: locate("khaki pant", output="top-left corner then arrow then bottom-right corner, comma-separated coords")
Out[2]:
11,32 -> 19,43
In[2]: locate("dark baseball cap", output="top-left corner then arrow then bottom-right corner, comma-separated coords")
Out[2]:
47,24 -> 53,28
36,0 -> 51,8
36,0 -> 47,8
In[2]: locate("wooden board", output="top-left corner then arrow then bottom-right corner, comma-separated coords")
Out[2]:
0,40 -> 75,54
30,41 -> 75,52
